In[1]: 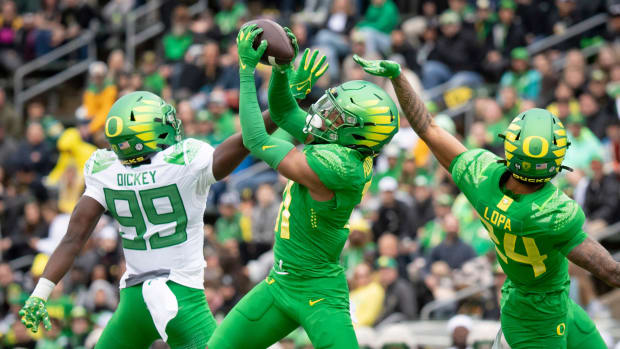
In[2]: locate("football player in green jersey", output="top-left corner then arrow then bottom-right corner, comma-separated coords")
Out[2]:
207,25 -> 399,349
353,55 -> 620,348
18,50 -> 326,348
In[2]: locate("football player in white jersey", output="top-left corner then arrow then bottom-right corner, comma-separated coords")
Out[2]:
17,45 -> 327,349
19,90 -> 276,348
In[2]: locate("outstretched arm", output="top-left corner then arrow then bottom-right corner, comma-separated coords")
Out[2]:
237,25 -> 332,201
568,237 -> 620,288
211,110 -> 278,180
353,55 -> 467,170
268,29 -> 328,143
20,196 -> 104,332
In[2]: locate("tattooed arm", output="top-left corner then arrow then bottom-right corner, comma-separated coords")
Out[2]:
353,55 -> 466,170
568,237 -> 620,288
390,74 -> 467,170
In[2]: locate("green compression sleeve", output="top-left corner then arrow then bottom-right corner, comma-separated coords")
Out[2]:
240,70 -> 295,169
267,68 -> 309,143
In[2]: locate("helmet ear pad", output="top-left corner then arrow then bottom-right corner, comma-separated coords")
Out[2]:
501,108 -> 570,182
105,91 -> 182,165
304,80 -> 400,154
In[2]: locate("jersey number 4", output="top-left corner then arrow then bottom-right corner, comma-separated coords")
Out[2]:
104,184 -> 188,250
481,218 -> 548,277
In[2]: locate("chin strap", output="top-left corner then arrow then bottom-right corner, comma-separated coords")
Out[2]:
560,165 -> 573,172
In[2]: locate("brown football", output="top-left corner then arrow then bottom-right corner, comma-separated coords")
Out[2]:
243,19 -> 295,66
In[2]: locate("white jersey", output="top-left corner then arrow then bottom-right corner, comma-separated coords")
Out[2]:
83,138 -> 216,289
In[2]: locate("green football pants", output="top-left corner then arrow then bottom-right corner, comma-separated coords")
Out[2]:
207,276 -> 359,349
501,297 -> 606,349
96,281 -> 216,349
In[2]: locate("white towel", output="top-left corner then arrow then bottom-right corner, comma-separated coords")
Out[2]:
142,278 -> 178,342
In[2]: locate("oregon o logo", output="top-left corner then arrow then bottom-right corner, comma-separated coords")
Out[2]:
557,323 -> 566,336
105,116 -> 123,137
522,136 -> 549,158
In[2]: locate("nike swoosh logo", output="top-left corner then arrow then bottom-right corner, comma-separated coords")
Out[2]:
240,61 -> 247,70
265,277 -> 275,285
296,84 -> 307,91
262,145 -> 277,151
309,298 -> 324,306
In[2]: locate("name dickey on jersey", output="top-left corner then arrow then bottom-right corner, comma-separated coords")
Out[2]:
117,170 -> 157,187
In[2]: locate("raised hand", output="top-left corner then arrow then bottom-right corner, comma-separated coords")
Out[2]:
283,27 -> 299,61
289,48 -> 329,99
237,24 -> 268,72
352,54 -> 401,79
19,296 -> 52,333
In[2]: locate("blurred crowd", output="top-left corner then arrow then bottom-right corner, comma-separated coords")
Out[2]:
0,0 -> 620,348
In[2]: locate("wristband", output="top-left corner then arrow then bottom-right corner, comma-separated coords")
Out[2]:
31,278 -> 55,301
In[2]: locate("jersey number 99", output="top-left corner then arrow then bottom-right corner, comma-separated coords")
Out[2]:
104,184 -> 188,250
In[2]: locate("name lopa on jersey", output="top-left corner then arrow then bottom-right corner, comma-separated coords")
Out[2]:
83,138 -> 216,289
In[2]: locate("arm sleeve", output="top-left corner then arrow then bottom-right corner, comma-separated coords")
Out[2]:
449,149 -> 500,196
82,156 -> 107,210
240,71 -> 295,170
267,68 -> 309,143
556,202 -> 588,256
183,138 -> 217,192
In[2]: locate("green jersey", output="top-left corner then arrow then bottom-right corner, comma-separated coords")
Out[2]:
450,149 -> 587,294
272,144 -> 373,279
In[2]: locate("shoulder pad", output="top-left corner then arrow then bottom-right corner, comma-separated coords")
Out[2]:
85,149 -> 117,175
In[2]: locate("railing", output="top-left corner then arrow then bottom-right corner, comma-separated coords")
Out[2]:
125,0 -> 207,65
526,13 -> 608,56
13,29 -> 97,119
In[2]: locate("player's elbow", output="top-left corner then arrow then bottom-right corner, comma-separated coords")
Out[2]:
607,263 -> 620,288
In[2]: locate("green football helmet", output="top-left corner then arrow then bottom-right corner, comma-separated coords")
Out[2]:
104,91 -> 182,165
303,80 -> 399,154
500,108 -> 571,183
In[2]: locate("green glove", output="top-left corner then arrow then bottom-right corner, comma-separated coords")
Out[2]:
289,48 -> 329,99
19,296 -> 52,333
283,27 -> 299,62
237,24 -> 268,72
353,54 -> 401,79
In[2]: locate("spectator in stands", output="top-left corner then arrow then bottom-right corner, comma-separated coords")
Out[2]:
83,61 -> 118,134
532,53 -> 559,106
390,28 -> 420,74
499,48 -> 542,101
356,0 -> 399,55
584,157 -> 620,225
580,92 -> 613,140
448,0 -> 476,25
0,87 -> 21,139
564,113 -> 604,170
249,184 -> 279,259
374,256 -> 417,326
426,214 -> 476,271
447,314 -> 473,349
473,0 -> 495,44
60,0 -> 100,40
204,89 -> 236,145
549,0 -> 582,36
419,193 -> 454,252
485,0 -> 526,57
163,5 -> 194,63
313,0 -> 356,80
215,191 -> 242,243
13,122 -> 55,179
373,177 -> 414,241
214,0 -> 246,37
409,175 -> 435,233
422,10 -> 483,89
0,0 -> 23,72
342,218 -> 376,278
349,262 -> 385,327
198,40 -> 223,95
